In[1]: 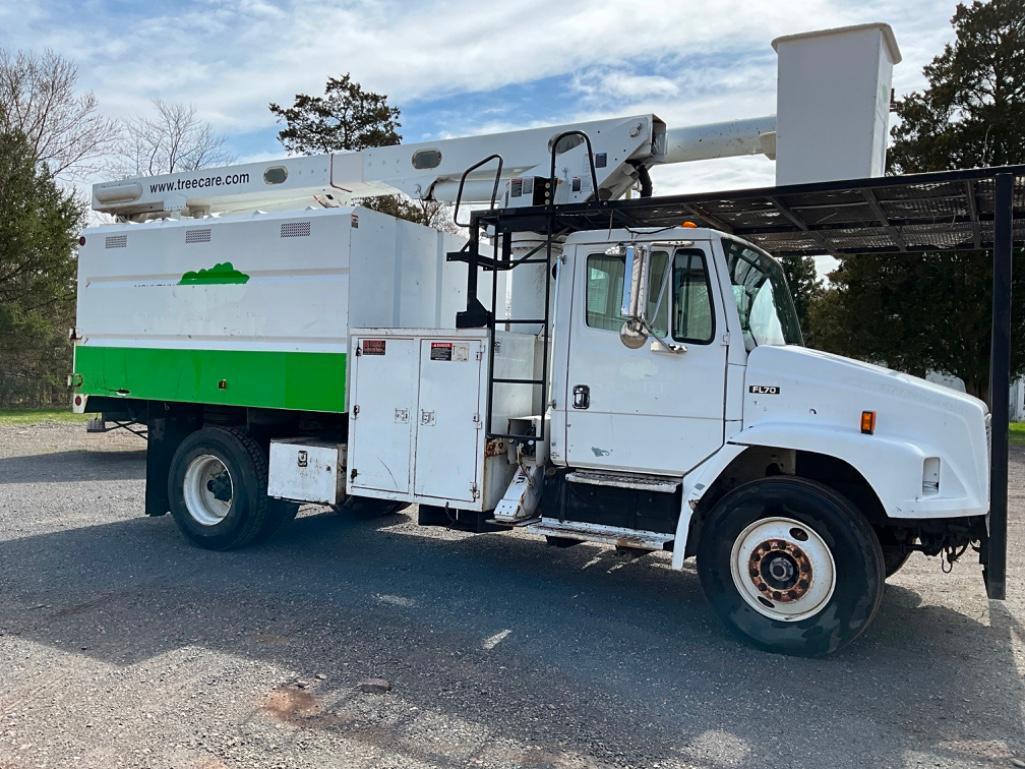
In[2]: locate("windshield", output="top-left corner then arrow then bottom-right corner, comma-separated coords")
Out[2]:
722,238 -> 803,349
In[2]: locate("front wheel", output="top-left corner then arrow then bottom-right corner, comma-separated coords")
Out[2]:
876,527 -> 914,578
697,477 -> 885,657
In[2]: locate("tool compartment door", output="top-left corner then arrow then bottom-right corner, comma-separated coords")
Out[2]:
413,338 -> 484,503
348,335 -> 418,495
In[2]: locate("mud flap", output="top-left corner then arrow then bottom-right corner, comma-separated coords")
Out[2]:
145,412 -> 199,516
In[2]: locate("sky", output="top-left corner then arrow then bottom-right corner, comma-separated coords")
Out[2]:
0,0 -> 962,197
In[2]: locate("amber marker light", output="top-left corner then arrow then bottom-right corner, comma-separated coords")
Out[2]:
861,410 -> 876,435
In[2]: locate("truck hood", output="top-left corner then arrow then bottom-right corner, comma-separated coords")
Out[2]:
738,345 -> 990,518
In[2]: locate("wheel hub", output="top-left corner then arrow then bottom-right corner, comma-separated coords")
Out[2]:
206,473 -> 233,502
749,539 -> 813,602
729,517 -> 836,622
183,454 -> 234,527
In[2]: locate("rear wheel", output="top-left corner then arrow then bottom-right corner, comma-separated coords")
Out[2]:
168,426 -> 297,550
697,477 -> 885,657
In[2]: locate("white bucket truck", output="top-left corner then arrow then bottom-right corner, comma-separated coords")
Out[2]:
72,24 -> 993,655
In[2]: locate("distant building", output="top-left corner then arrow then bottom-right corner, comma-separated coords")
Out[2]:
1012,378 -> 1025,422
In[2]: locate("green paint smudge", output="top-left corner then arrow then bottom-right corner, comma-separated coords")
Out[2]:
179,262 -> 250,286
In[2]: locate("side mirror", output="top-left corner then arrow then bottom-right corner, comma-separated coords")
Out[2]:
619,244 -> 650,348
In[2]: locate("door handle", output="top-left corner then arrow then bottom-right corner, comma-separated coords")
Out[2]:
572,384 -> 590,410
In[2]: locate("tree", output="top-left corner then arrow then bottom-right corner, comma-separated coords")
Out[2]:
357,194 -> 455,233
269,74 -> 450,229
0,49 -> 115,179
813,0 -> 1025,404
269,73 -> 401,155
113,100 -> 232,178
0,131 -> 82,406
778,255 -> 821,342
889,0 -> 1025,173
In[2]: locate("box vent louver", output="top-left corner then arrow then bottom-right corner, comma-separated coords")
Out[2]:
280,221 -> 311,238
185,228 -> 212,243
105,234 -> 128,249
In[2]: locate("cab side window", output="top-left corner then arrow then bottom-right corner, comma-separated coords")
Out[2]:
671,250 -> 714,343
585,249 -> 713,344
585,251 -> 669,336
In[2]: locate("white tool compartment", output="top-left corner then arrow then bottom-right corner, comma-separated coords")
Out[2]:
268,439 -> 346,505
347,328 -> 536,511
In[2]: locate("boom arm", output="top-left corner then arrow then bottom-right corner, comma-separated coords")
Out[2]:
92,113 -> 775,220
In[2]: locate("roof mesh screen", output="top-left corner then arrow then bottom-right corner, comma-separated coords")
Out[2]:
478,165 -> 1025,257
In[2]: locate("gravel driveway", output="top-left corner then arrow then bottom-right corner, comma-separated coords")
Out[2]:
0,423 -> 1023,769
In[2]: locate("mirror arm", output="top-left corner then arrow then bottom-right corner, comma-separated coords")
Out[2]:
641,320 -> 687,354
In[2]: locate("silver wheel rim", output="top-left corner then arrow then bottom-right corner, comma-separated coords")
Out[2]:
183,454 -> 234,526
729,516 -> 836,622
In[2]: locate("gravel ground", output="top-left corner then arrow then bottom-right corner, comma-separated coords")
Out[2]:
0,423 -> 1023,769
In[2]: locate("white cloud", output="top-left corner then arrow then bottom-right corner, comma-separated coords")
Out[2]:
1,0 -> 960,196
572,68 -> 681,101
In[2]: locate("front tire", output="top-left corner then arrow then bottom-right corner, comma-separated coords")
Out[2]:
876,527 -> 914,578
697,477 -> 885,657
168,426 -> 297,550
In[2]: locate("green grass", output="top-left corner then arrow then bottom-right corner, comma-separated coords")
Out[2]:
1011,422 -> 1025,445
0,408 -> 90,426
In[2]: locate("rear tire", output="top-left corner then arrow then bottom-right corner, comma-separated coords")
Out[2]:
697,477 -> 885,657
168,426 -> 296,550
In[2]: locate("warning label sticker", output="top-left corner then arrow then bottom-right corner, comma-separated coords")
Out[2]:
430,342 -> 453,361
429,342 -> 471,361
362,339 -> 386,355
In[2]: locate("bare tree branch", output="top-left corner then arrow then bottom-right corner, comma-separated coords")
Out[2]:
110,100 -> 233,178
0,48 -> 117,180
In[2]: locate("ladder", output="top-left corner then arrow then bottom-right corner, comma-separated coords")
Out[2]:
448,131 -> 603,445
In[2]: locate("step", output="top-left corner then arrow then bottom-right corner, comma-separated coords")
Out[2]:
523,518 -> 674,551
485,516 -> 540,528
565,470 -> 680,493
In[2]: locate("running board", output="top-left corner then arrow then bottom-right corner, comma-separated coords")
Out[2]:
565,470 -> 680,493
523,518 -> 674,550
485,515 -> 540,528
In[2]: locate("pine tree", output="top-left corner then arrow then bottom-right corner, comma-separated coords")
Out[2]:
0,130 -> 82,405
269,74 -> 448,229
778,255 -> 821,343
269,73 -> 401,155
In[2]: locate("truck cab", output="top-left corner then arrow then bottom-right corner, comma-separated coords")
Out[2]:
550,226 -> 989,525
523,225 -> 989,654
551,227 -> 798,475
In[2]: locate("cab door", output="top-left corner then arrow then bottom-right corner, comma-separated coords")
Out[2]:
563,241 -> 728,475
